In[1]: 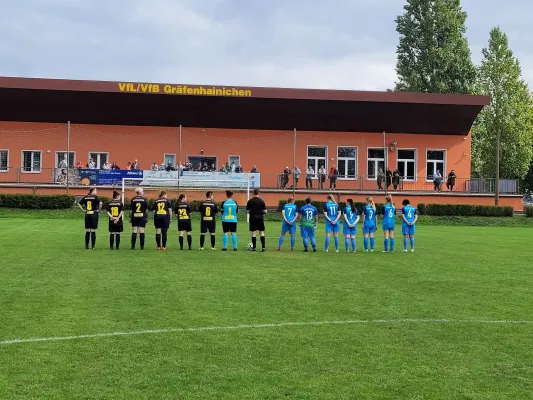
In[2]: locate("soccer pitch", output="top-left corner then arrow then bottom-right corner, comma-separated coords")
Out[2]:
1,216 -> 533,399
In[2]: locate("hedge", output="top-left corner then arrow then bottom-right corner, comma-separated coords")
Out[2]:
417,203 -> 513,217
0,194 -> 75,209
524,206 -> 533,217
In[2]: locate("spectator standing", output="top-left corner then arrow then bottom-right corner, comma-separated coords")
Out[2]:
318,166 -> 326,190
446,170 -> 457,192
329,165 -> 338,190
131,160 -> 140,170
281,167 -> 291,189
250,165 -> 258,173
58,157 -> 68,169
87,159 -> 96,169
75,160 -> 84,169
386,168 -> 392,189
433,170 -> 443,192
230,162 -> 236,173
377,168 -> 385,190
306,166 -> 314,189
103,162 -> 111,170
236,165 -> 243,173
151,162 -> 159,171
293,166 -> 301,188
111,162 -> 120,170
392,169 -> 400,190
125,162 -> 132,170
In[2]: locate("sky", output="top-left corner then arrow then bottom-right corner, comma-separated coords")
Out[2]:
0,0 -> 532,91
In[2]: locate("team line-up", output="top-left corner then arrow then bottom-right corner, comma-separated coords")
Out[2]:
77,187 -> 418,253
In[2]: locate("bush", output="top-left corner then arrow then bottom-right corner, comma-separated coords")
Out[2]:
417,203 -> 513,217
524,206 -> 533,217
0,194 -> 75,209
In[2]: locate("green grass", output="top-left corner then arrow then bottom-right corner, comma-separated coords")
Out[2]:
1,214 -> 533,399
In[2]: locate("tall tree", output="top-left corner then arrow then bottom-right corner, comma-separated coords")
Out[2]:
395,0 -> 476,94
471,27 -> 533,179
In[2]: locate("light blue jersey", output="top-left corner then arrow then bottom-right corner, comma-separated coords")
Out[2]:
363,205 -> 377,234
323,201 -> 339,221
221,199 -> 238,222
402,205 -> 416,224
382,204 -> 396,231
343,205 -> 359,236
283,203 -> 298,223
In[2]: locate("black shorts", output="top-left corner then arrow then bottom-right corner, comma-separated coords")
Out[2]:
201,221 -> 216,234
84,213 -> 99,230
222,222 -> 237,233
154,216 -> 170,230
109,220 -> 124,233
249,216 -> 265,232
178,220 -> 192,232
131,217 -> 147,228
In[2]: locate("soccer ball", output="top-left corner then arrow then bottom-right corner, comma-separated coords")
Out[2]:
247,243 -> 254,250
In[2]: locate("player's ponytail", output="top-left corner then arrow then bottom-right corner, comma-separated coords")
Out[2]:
226,190 -> 233,198
178,194 -> 186,203
288,197 -> 294,203
159,191 -> 167,198
385,195 -> 393,206
346,198 -> 354,209
112,190 -> 120,199
89,187 -> 96,194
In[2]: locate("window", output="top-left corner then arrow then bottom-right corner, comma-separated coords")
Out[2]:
337,147 -> 357,179
56,151 -> 75,168
89,152 -> 108,169
367,148 -> 385,179
0,150 -> 8,172
307,146 -> 327,176
397,149 -> 416,181
164,154 -> 176,166
229,155 -> 240,170
426,150 -> 446,180
188,155 -> 217,171
22,151 -> 41,173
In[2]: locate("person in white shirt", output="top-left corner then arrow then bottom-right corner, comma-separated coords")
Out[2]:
293,166 -> 301,188
87,159 -> 96,169
433,170 -> 442,192
306,166 -> 314,189
58,157 -> 68,169
318,166 -> 326,190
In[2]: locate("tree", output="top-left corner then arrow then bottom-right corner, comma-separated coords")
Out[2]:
394,0 -> 476,94
471,27 -> 533,180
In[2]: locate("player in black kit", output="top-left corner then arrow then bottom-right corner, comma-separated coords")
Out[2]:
246,188 -> 267,251
78,187 -> 103,249
176,194 -> 193,250
106,190 -> 124,250
199,191 -> 218,250
130,187 -> 148,250
153,191 -> 172,250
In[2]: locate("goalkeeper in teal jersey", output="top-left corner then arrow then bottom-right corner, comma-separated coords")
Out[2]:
221,190 -> 238,251
298,197 -> 318,252
278,197 -> 298,251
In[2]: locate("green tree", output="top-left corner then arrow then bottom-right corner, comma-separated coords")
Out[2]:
395,0 -> 476,94
471,27 -> 533,179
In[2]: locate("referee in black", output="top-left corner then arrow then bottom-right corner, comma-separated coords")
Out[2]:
246,188 -> 267,251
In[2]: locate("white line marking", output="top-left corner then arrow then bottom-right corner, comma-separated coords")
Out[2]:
2,318 -> 533,346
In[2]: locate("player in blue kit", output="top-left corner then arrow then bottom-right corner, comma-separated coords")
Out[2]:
298,197 -> 318,252
401,199 -> 418,252
221,190 -> 238,251
277,197 -> 298,251
342,198 -> 360,252
362,196 -> 377,252
323,195 -> 341,252
382,195 -> 396,252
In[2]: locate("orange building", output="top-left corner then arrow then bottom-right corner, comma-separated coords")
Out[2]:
0,76 -> 521,209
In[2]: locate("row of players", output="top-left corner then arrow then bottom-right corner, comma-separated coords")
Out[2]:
78,187 -> 418,252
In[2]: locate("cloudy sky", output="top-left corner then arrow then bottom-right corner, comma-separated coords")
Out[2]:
0,0 -> 532,91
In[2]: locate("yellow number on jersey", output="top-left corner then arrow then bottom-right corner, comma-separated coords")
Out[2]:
179,209 -> 188,219
157,202 -> 166,214
205,207 -> 211,217
111,207 -> 119,217
227,207 -> 232,216
136,203 -> 142,213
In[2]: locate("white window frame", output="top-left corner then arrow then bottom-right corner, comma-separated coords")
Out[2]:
187,155 -> 218,170
88,152 -> 109,169
0,149 -> 9,172
21,150 -> 42,173
55,151 -> 76,168
366,147 -> 387,180
396,148 -> 417,182
228,155 -> 240,167
164,154 -> 176,165
307,145 -> 328,179
336,146 -> 358,180
425,149 -> 446,182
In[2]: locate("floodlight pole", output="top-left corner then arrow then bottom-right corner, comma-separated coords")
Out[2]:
383,130 -> 388,195
293,128 -> 296,198
495,129 -> 500,205
178,125 -> 182,192
66,121 -> 70,195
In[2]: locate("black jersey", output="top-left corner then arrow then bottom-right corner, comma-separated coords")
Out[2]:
153,198 -> 171,217
130,196 -> 148,218
107,200 -> 124,221
175,201 -> 192,220
199,200 -> 218,221
79,195 -> 101,214
246,197 -> 266,216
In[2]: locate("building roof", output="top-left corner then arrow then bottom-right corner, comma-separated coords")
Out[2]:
0,76 -> 490,135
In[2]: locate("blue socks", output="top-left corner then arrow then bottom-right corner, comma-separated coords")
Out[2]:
290,235 -> 295,249
223,234 -> 229,249
370,237 -> 375,250
364,237 -> 368,250
310,238 -> 317,250
232,233 -> 237,249
278,234 -> 284,249
345,237 -> 350,252
403,237 -> 408,251
351,238 -> 356,251
384,238 -> 388,252
334,236 -> 339,251
390,238 -> 395,251
303,237 -> 309,250
325,236 -> 331,251
410,237 -> 414,249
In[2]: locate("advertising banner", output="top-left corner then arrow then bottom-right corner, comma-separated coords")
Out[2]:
139,170 -> 260,188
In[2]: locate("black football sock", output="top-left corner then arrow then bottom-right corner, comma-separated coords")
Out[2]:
200,235 -> 205,248
187,235 -> 192,249
131,233 -> 137,249
140,233 -> 145,249
252,237 -> 257,249
162,231 -> 168,247
156,234 -> 161,248
91,232 -> 96,248
260,236 -> 266,249
210,235 -> 216,248
110,234 -> 114,249
116,234 -> 121,249
179,236 -> 184,250
85,232 -> 90,248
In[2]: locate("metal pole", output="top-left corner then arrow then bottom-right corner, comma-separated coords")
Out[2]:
293,128 -> 296,198
178,125 -> 182,191
67,121 -> 70,195
495,130 -> 500,205
383,130 -> 388,195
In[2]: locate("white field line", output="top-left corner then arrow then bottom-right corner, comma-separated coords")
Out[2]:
2,318 -> 533,346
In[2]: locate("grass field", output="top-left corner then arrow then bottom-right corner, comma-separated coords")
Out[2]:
2,212 -> 533,399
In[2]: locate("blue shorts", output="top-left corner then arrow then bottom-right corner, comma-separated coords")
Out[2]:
402,223 -> 416,235
325,221 -> 340,233
382,222 -> 395,231
343,223 -> 356,236
300,226 -> 315,239
363,224 -> 376,234
281,221 -> 297,234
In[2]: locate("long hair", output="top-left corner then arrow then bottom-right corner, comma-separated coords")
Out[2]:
346,198 -> 355,209
178,194 -> 186,203
288,197 -> 294,204
366,196 -> 375,207
226,190 -> 233,198
385,195 -> 394,206
159,191 -> 167,198
112,190 -> 120,200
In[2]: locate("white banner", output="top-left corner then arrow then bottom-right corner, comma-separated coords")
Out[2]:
139,170 -> 260,188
